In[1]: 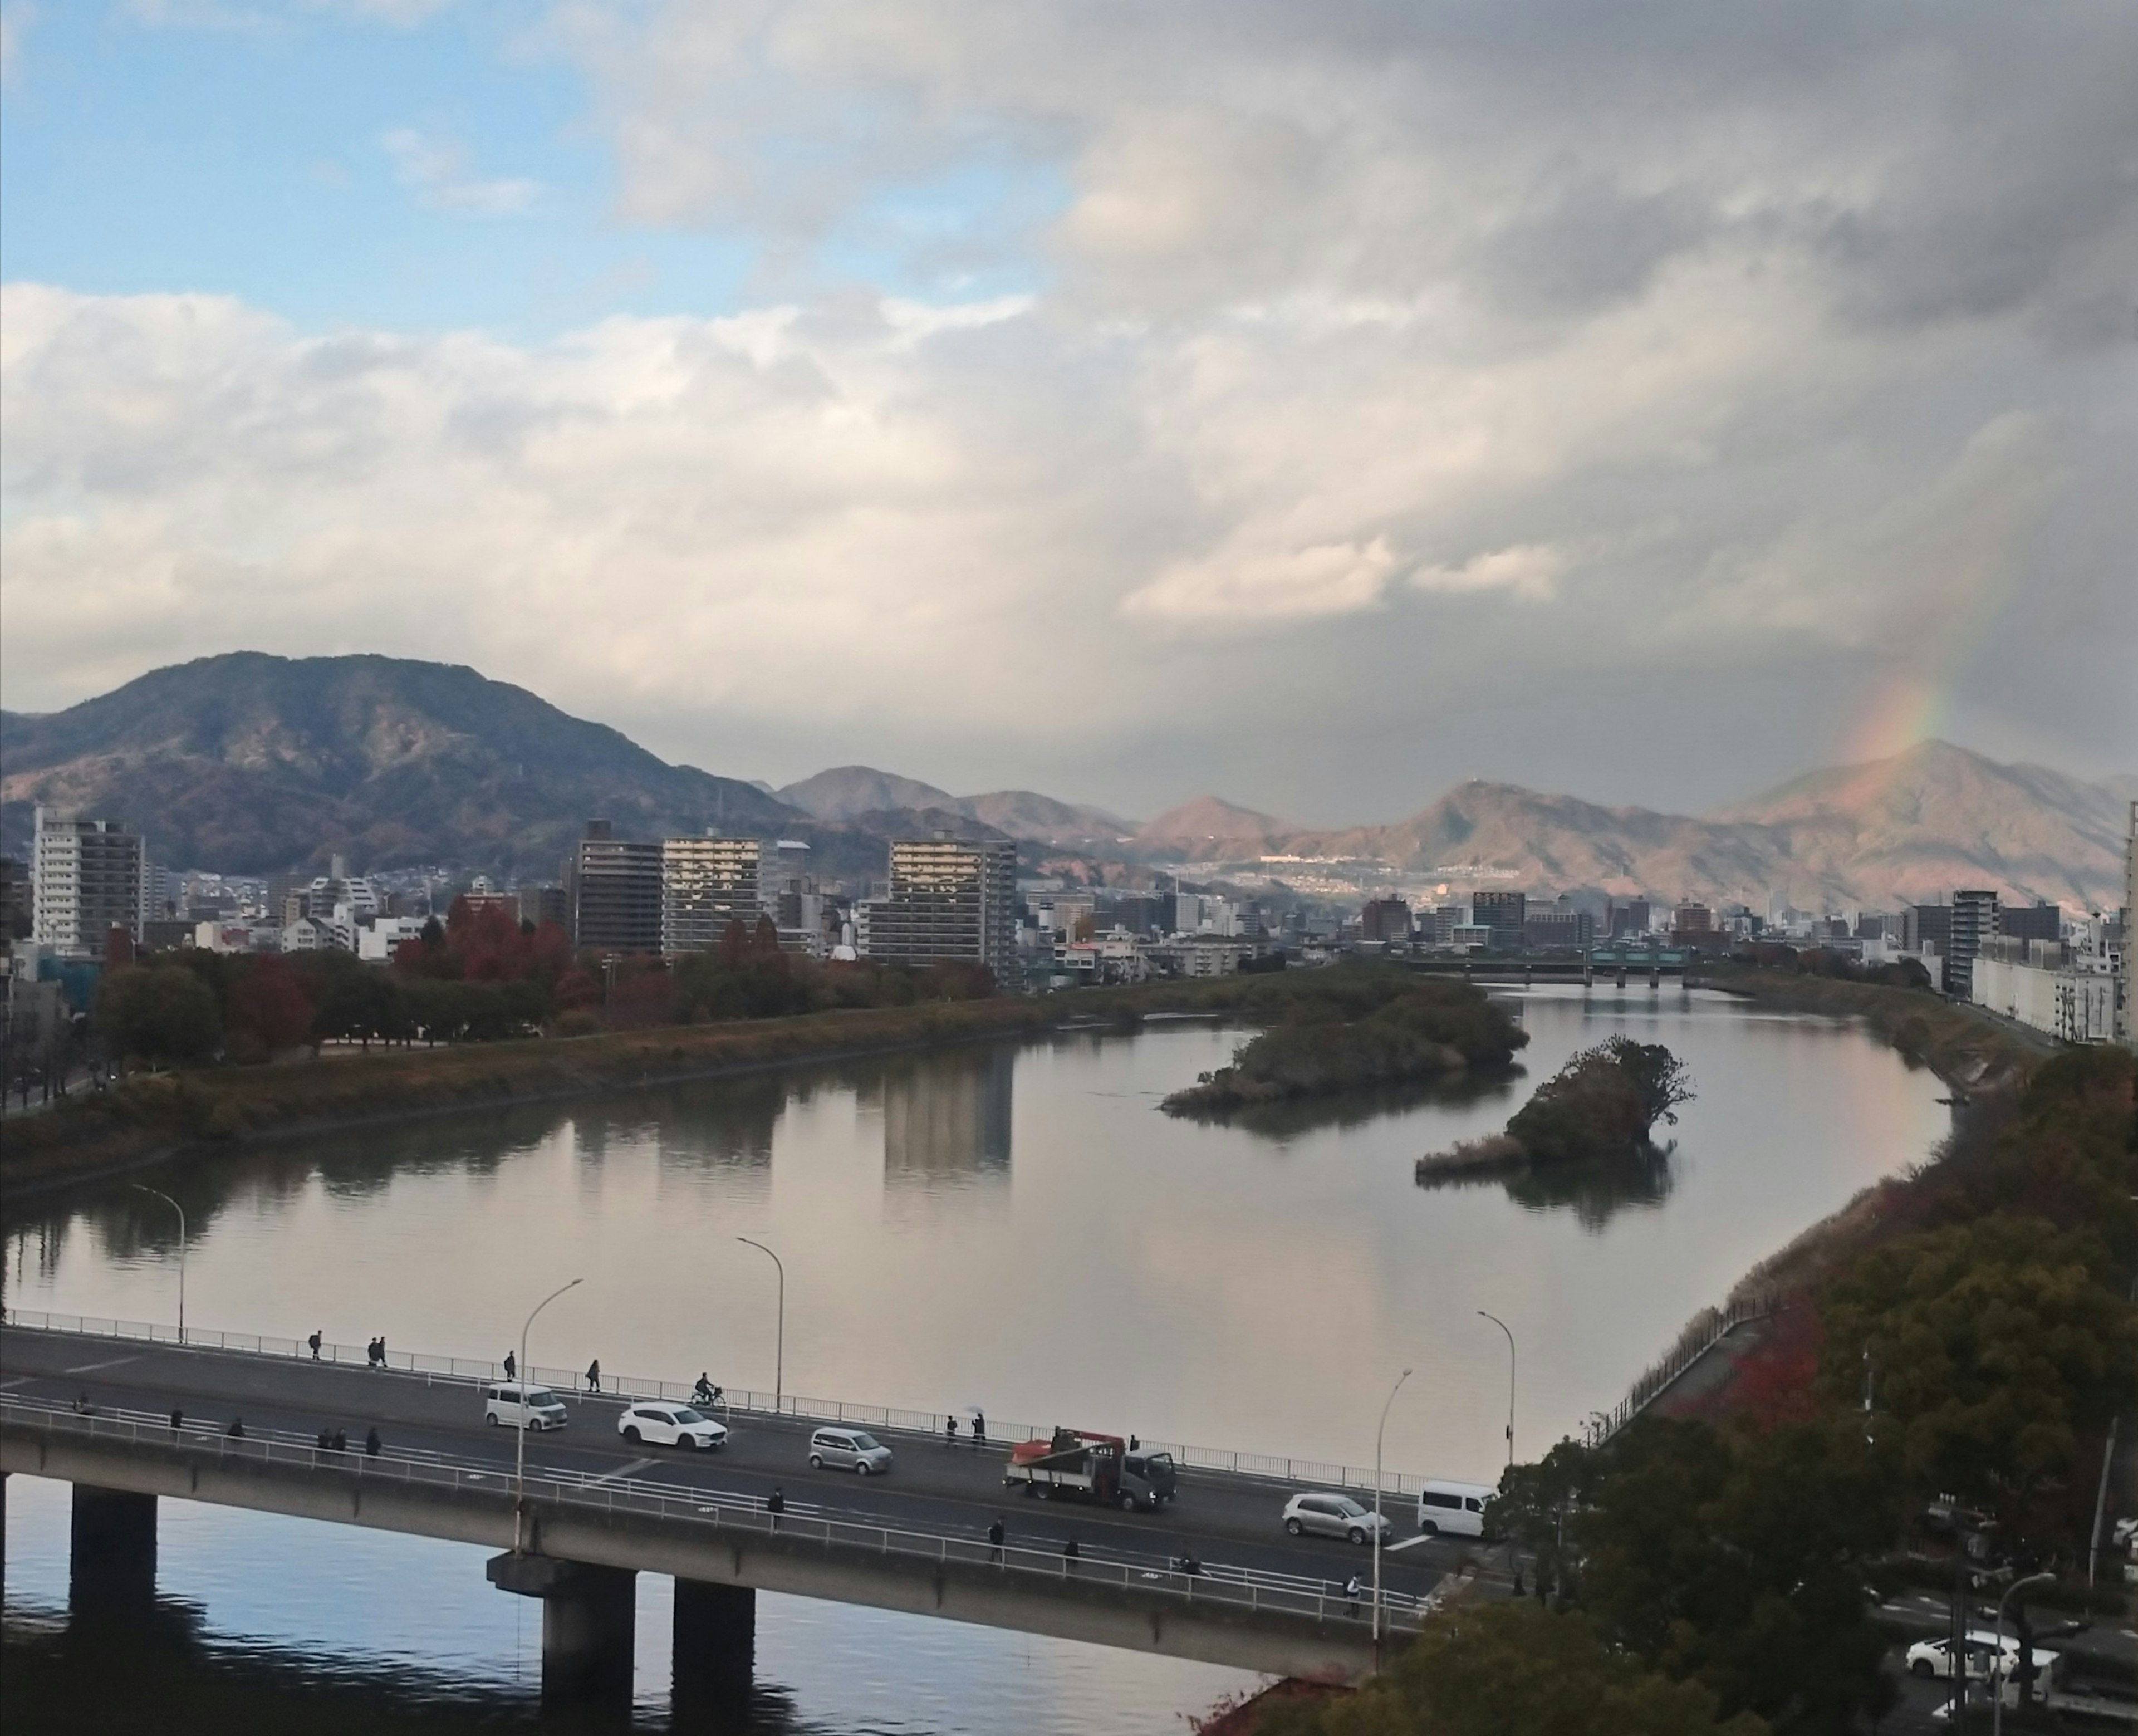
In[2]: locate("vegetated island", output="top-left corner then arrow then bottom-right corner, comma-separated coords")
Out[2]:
1159,973 -> 1527,1116
1415,1036 -> 1693,1183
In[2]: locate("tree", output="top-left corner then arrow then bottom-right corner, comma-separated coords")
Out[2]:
1818,1214 -> 2138,1523
95,964 -> 222,1068
224,956 -> 315,1060
1262,1602 -> 1766,1736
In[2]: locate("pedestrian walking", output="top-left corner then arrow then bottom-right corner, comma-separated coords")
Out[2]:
316,1427 -> 332,1451
971,1410 -> 987,1446
169,1407 -> 183,1432
767,1486 -> 786,1524
365,1427 -> 382,1457
308,1330 -> 323,1360
1511,1567 -> 1524,1598
502,1350 -> 516,1381
226,1417 -> 244,1438
1062,1537 -> 1080,1568
376,1335 -> 389,1366
585,1359 -> 601,1395
332,1427 -> 348,1453
1343,1572 -> 1362,1615
944,1414 -> 958,1445
987,1515 -> 1005,1562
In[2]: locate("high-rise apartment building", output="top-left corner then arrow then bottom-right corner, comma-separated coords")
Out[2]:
31,807 -> 145,957
1608,899 -> 1651,939
1359,898 -> 1413,943
568,820 -> 663,953
1471,890 -> 1527,949
860,838 -> 1018,980
1946,889 -> 1998,1000
661,835 -> 766,952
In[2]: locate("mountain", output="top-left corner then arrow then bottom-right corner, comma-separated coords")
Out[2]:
777,766 -> 959,821
1131,744 -> 2129,911
0,653 -> 801,877
779,764 -> 1131,846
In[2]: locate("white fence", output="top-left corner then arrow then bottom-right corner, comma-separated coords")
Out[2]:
0,1392 -> 1436,1631
1580,1294 -> 1773,1448
3,1307 -> 1445,1498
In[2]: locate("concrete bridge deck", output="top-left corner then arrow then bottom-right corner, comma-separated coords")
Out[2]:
0,1321 -> 1482,1696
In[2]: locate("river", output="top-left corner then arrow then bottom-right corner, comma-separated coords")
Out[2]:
1,985 -> 1950,1732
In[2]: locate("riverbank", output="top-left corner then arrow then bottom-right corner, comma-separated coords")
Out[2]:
0,969 -> 1374,1203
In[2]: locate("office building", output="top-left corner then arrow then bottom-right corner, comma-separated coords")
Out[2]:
1946,889 -> 1998,1000
661,836 -> 766,952
1608,899 -> 1651,940
1359,898 -> 1413,944
1999,902 -> 2062,944
1671,903 -> 1713,940
1472,891 -> 1527,949
31,807 -> 145,958
0,856 -> 29,941
568,820 -> 664,954
515,884 -> 570,930
860,838 -> 1019,980
1524,910 -> 1593,952
1910,903 -> 1952,957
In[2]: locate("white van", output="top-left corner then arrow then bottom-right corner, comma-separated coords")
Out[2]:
1416,1479 -> 1497,1538
484,1382 -> 569,1431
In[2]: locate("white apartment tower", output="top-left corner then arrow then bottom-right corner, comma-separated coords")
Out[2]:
32,806 -> 146,957
660,835 -> 767,952
860,837 -> 1019,982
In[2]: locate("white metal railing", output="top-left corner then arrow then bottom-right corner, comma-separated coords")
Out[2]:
1580,1294 -> 1774,1448
0,1393 -> 1436,1631
1,1307 -> 1450,1498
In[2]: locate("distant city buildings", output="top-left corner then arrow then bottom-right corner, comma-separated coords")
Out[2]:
660,835 -> 766,953
1358,897 -> 1412,944
859,837 -> 1019,980
31,807 -> 145,958
1471,890 -> 1526,949
1945,889 -> 1998,1001
568,820 -> 664,954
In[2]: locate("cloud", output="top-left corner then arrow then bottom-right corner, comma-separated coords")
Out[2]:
1411,545 -> 1563,602
0,4 -> 30,85
381,127 -> 543,216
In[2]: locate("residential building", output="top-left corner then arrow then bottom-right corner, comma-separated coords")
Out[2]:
1974,934 -> 2120,1045
0,856 -> 30,940
1359,898 -> 1413,944
516,884 -> 570,931
1052,926 -> 1151,985
1608,899 -> 1651,940
661,835 -> 766,953
357,917 -> 430,963
1471,891 -> 1527,949
1149,935 -> 1255,977
568,820 -> 664,954
1946,889 -> 1998,1001
860,837 -> 1019,980
1671,903 -> 1713,941
31,807 -> 146,958
1450,924 -> 1494,950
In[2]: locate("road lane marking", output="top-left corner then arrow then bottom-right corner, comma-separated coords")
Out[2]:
63,1356 -> 140,1375
586,1457 -> 658,1487
0,1377 -> 30,1391
1385,1535 -> 1436,1552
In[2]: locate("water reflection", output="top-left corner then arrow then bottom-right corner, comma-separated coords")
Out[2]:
1415,1141 -> 1679,1229
1190,1066 -> 1524,1142
874,1049 -> 1013,1188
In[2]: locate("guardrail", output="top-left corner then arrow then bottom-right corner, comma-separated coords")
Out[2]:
1580,1294 -> 1773,1448
3,1308 -> 1451,1499
0,1393 -> 1436,1631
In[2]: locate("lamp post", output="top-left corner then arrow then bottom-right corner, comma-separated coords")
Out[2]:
1372,1366 -> 1413,1664
737,1237 -> 784,1414
130,1185 -> 187,1345
1992,1571 -> 2053,1736
513,1277 -> 582,1553
1477,1310 -> 1515,1469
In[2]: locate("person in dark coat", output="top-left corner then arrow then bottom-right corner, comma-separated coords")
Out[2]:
332,1428 -> 348,1453
365,1426 -> 382,1457
767,1487 -> 786,1521
227,1417 -> 244,1438
169,1408 -> 184,1431
585,1359 -> 601,1395
308,1330 -> 323,1360
502,1350 -> 516,1380
987,1516 -> 1005,1561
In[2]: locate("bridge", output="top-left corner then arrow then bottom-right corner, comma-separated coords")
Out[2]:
1404,949 -> 1698,987
0,1315 -> 1484,1712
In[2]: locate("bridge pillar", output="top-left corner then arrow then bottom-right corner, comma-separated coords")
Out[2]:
70,1485 -> 156,1619
673,1579 -> 754,1723
487,1553 -> 636,1706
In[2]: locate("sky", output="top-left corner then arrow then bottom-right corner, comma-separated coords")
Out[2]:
2,0 -> 2134,826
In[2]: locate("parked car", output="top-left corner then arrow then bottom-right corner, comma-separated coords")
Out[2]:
617,1402 -> 729,1451
808,1427 -> 894,1475
1282,1492 -> 1392,1546
1415,1479 -> 1498,1538
484,1382 -> 568,1431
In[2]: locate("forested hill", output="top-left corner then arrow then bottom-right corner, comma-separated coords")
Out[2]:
0,653 -> 801,877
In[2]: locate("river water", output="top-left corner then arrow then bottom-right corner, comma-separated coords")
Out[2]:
1,985 -> 1949,1732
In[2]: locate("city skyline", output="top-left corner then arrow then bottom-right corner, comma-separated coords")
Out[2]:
2,2 -> 2133,823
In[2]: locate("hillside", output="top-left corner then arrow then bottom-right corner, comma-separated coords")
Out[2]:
777,766 -> 957,820
779,764 -> 1130,846
0,653 -> 800,877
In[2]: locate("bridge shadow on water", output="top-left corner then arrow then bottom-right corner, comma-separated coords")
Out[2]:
2,1595 -> 807,1736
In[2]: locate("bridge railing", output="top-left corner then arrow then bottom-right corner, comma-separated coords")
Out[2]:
4,1307 -> 1453,1501
0,1393 -> 1440,1632
1579,1293 -> 1774,1448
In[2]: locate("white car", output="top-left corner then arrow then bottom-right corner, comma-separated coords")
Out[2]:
1905,1634 -> 2057,1683
1282,1492 -> 1393,1546
808,1427 -> 894,1474
617,1402 -> 729,1451
484,1382 -> 568,1431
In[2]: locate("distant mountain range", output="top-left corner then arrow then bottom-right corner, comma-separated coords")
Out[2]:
2,653 -> 2127,910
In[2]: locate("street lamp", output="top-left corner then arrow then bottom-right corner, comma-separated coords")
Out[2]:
1477,1311 -> 1515,1469
130,1185 -> 187,1345
513,1277 -> 583,1553
1992,1571 -> 2053,1736
737,1237 -> 784,1413
1372,1366 -> 1413,1664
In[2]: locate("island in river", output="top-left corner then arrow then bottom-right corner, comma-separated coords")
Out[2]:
1416,1036 -> 1694,1182
1159,972 -> 1527,1116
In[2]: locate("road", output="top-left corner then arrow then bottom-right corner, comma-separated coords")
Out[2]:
0,1325 -> 1482,1606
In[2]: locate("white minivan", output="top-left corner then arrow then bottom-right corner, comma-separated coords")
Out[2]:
484,1382 -> 569,1431
1416,1480 -> 1497,1538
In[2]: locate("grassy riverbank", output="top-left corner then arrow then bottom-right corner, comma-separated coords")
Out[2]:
0,966 -> 1406,1200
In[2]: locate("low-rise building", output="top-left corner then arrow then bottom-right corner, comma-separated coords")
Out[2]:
1973,934 -> 2122,1045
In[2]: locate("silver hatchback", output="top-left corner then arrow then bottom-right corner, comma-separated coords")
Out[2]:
1282,1491 -> 1392,1545
808,1426 -> 894,1475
